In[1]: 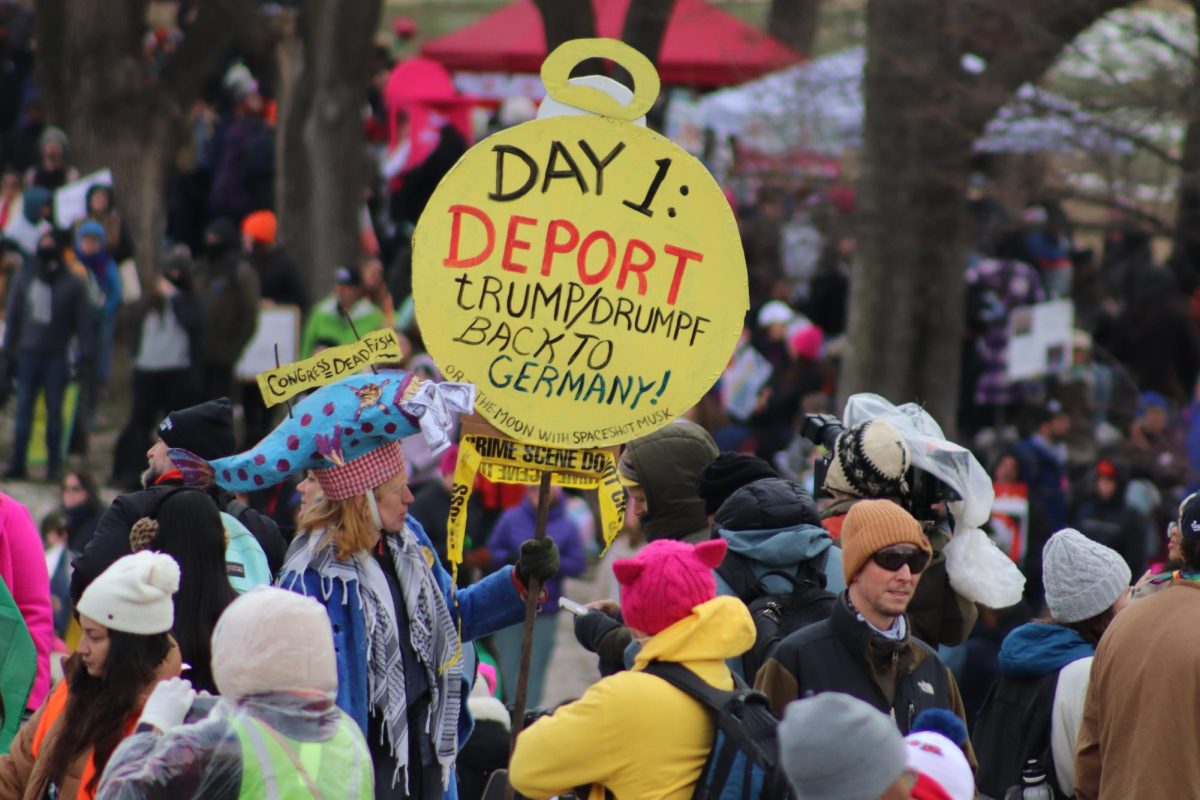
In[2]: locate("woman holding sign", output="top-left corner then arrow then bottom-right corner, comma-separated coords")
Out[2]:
208,371 -> 560,799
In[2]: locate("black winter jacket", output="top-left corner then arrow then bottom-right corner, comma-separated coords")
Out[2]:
755,593 -> 975,762
69,481 -> 286,602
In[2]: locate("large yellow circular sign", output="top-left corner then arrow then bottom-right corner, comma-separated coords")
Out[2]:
413,39 -> 748,447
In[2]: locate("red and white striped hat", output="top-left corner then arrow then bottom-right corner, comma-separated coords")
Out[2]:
313,440 -> 404,501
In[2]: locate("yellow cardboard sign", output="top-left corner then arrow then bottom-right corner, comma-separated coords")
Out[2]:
446,433 -> 626,576
412,38 -> 748,448
255,328 -> 404,407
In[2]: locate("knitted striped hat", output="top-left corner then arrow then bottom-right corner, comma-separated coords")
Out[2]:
825,419 -> 911,499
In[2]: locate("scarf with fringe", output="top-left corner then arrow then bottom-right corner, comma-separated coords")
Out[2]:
280,526 -> 462,790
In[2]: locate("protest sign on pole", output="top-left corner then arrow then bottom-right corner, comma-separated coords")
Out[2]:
412,39 -> 748,449
253,328 -> 405,407
1006,299 -> 1074,381
54,169 -> 112,230
412,39 -> 749,770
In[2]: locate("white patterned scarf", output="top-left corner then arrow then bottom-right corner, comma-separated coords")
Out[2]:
280,525 -> 463,790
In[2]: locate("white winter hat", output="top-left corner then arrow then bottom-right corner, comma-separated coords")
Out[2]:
904,731 -> 974,800
211,587 -> 337,700
1042,528 -> 1131,623
757,300 -> 797,328
77,551 -> 180,635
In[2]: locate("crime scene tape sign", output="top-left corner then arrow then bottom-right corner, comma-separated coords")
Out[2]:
446,433 -> 626,575
255,328 -> 405,407
412,38 -> 748,448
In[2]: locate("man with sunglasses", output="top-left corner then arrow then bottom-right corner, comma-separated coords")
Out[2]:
756,499 -> 973,762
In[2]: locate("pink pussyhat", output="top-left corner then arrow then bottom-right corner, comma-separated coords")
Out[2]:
477,661 -> 498,697
613,538 -> 728,635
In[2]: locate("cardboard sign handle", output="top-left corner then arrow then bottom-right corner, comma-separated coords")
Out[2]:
540,38 -> 660,122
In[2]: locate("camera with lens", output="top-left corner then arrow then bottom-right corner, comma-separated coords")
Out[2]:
799,412 -> 962,526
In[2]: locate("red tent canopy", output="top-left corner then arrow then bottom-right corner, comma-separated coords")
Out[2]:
420,0 -> 804,87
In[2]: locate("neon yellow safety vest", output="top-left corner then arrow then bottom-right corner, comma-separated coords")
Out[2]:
234,712 -> 373,800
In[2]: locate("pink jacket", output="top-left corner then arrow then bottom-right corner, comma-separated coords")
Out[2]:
0,492 -> 52,709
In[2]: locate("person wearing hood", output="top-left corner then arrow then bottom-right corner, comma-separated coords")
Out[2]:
486,484 -> 587,709
973,528 -> 1130,799
3,185 -> 52,256
510,538 -> 756,800
1072,459 -> 1148,576
3,230 -> 91,480
711,477 -> 842,677
96,587 -> 373,799
24,126 -> 78,191
72,220 -> 122,453
694,452 -> 778,522
573,421 -> 719,673
618,421 -> 719,543
195,217 -> 259,400
77,184 -> 132,263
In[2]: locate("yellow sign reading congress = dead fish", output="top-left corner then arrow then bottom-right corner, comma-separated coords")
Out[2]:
256,328 -> 405,407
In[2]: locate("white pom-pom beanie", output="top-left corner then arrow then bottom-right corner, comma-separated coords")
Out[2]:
77,551 -> 180,635
211,587 -> 337,700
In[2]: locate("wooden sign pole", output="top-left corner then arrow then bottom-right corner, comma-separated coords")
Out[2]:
504,468 -> 555,800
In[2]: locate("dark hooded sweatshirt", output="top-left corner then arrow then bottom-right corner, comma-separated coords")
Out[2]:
576,422 -> 718,672
619,421 -> 718,542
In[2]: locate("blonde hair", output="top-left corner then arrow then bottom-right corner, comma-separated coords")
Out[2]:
299,494 -> 379,560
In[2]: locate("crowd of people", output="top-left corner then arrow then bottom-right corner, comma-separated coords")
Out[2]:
4,374 -> 1196,798
0,3 -> 1199,799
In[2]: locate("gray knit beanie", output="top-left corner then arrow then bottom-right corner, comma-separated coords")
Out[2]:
779,693 -> 908,799
1043,528 -> 1131,623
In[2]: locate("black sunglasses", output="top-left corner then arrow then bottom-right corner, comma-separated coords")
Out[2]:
871,547 -> 930,574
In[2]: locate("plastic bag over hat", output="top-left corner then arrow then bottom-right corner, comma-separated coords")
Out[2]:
843,393 -> 1024,608
97,692 -> 372,799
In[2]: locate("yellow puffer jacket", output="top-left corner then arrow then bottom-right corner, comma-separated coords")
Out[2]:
510,596 -> 755,800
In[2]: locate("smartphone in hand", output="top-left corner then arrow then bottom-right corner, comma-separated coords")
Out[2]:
559,597 -> 588,616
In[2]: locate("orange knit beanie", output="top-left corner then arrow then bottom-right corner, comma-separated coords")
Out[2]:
241,210 -> 277,246
841,499 -> 930,583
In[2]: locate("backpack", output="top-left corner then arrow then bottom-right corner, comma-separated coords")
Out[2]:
973,670 -> 1068,799
643,661 -> 791,800
135,488 -> 271,593
717,550 -> 835,679
219,511 -> 272,593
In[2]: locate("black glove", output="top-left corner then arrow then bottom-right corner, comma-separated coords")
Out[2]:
574,610 -> 621,653
514,537 -> 559,586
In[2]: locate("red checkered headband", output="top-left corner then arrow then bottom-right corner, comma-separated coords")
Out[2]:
314,440 -> 405,501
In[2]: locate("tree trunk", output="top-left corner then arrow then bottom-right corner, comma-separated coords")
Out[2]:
275,8 -> 314,284
768,0 -> 822,55
533,0 -> 598,51
1172,7 -> 1200,284
618,0 -> 676,113
32,0 -> 254,298
843,0 -> 1134,435
289,0 -> 381,302
843,0 -> 972,427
